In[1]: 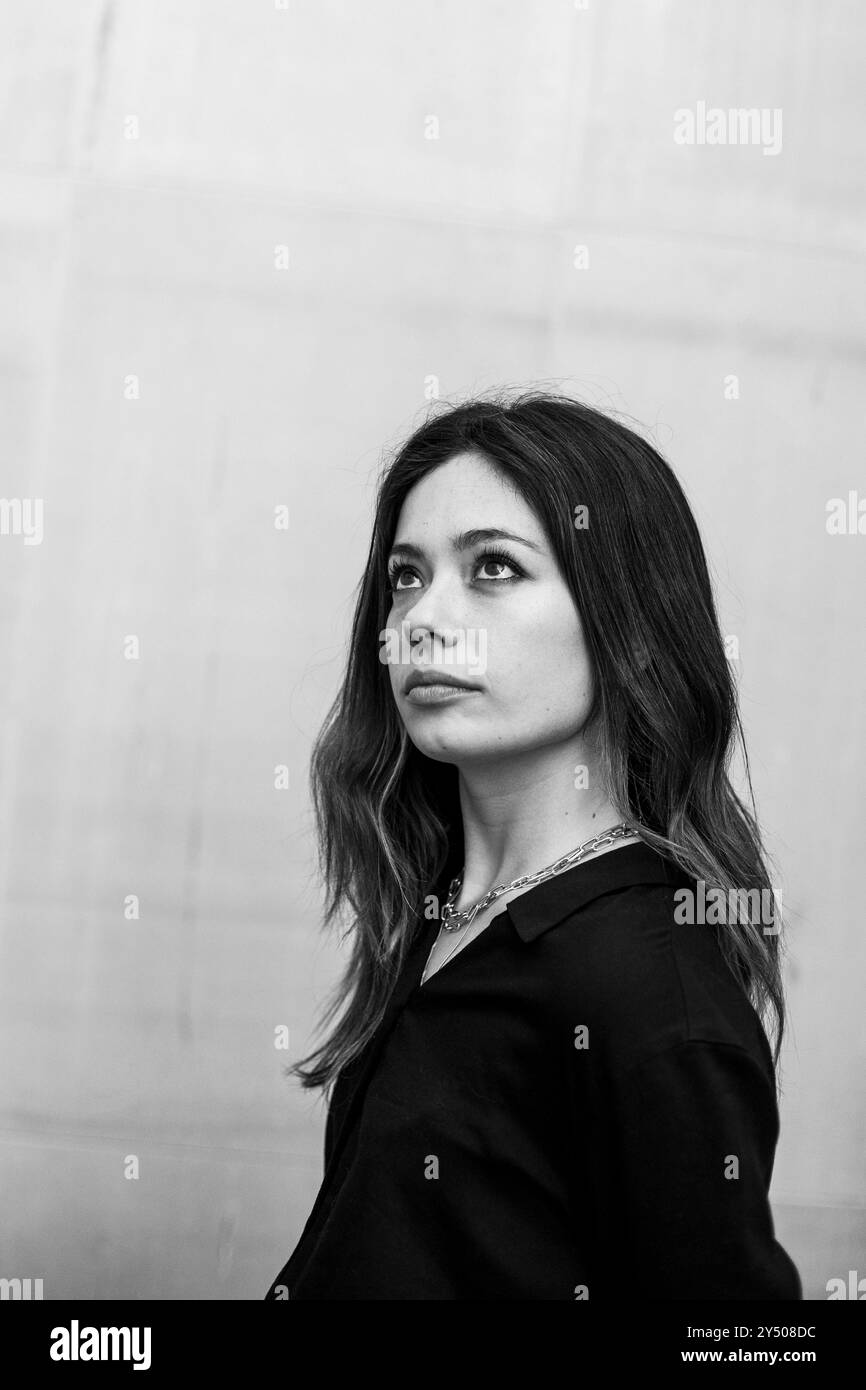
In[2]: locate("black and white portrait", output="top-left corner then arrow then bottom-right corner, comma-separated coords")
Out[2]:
1,0 -> 863,1354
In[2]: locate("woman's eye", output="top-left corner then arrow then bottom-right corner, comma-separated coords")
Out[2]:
387,565 -> 421,591
386,552 -> 523,591
476,557 -> 517,580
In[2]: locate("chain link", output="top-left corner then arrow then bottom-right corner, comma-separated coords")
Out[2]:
440,823 -> 639,933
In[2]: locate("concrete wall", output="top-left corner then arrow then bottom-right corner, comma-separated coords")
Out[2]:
0,0 -> 863,1299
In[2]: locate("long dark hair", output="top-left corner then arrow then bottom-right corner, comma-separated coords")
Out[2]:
289,391 -> 788,1098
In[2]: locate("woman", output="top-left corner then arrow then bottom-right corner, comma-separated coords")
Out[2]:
265,393 -> 801,1301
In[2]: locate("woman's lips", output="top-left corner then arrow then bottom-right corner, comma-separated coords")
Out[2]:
404,683 -> 481,705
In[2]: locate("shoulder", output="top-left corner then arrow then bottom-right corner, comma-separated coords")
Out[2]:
533,878 -> 773,1080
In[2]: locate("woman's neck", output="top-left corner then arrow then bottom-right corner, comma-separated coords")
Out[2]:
454,743 -> 623,899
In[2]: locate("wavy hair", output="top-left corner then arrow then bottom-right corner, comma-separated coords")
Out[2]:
288,392 -> 788,1099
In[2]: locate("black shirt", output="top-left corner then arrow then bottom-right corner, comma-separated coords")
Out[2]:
265,841 -> 801,1300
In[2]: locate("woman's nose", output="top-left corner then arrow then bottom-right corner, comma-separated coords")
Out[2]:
400,578 -> 466,642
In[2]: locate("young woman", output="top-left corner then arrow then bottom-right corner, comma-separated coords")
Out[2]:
265,393 -> 801,1301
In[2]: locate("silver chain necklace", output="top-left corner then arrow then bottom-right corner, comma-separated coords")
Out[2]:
421,824 -> 640,985
440,821 -> 639,932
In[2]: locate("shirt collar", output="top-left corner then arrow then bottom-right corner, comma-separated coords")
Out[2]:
504,840 -> 688,943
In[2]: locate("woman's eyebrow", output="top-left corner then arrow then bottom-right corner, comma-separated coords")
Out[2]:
388,527 -> 543,560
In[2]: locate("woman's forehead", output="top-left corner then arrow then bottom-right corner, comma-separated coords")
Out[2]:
395,452 -> 540,531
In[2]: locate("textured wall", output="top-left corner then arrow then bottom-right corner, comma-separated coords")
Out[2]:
0,0 -> 863,1300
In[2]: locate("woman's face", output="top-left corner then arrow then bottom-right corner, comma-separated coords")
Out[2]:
384,451 -> 596,766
